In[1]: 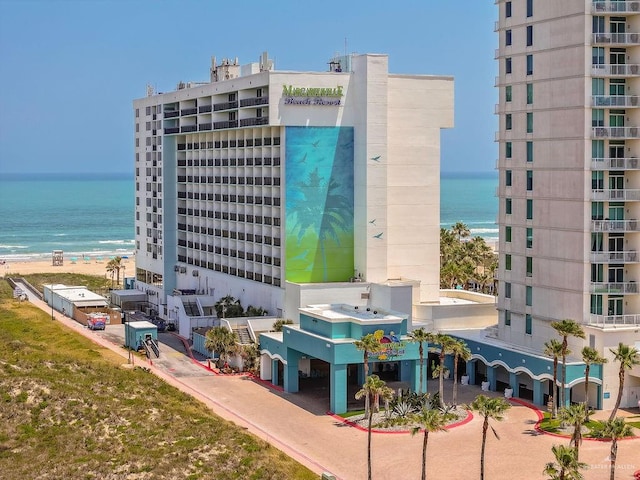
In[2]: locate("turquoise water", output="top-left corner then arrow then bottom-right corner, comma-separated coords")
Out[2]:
0,171 -> 498,260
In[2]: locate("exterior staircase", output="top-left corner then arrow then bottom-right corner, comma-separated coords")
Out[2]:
233,326 -> 252,345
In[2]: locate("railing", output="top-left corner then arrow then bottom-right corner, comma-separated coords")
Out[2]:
592,1 -> 640,13
591,219 -> 640,231
164,127 -> 180,134
591,95 -> 640,107
592,157 -> 640,169
240,117 -> 268,127
590,282 -> 639,294
213,120 -> 238,130
198,105 -> 212,113
240,96 -> 269,107
592,126 -> 640,138
180,107 -> 197,116
213,101 -> 238,111
591,189 -> 640,200
588,314 -> 640,327
590,250 -> 638,262
198,123 -> 212,131
181,125 -> 197,133
591,64 -> 640,76
592,32 -> 640,44
164,111 -> 179,118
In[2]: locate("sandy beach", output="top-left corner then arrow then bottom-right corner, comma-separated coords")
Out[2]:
1,256 -> 134,277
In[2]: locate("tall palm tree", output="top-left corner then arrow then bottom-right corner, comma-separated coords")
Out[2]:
581,346 -> 607,421
451,339 -> 472,406
608,343 -> 640,420
544,339 -> 564,418
596,418 -> 633,480
411,407 -> 451,480
215,295 -> 243,318
551,319 -> 585,408
354,333 -> 385,415
431,333 -> 457,407
204,326 -> 239,369
355,375 -> 394,480
543,444 -> 587,480
466,394 -> 511,480
558,403 -> 591,461
408,327 -> 431,394
105,256 -> 123,288
451,221 -> 471,242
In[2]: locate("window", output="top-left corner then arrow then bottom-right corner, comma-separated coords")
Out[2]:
506,1 -> 512,18
526,54 -> 533,75
526,227 -> 533,248
506,114 -> 512,130
592,78 -> 605,97
526,170 -> 533,191
526,112 -> 533,133
525,314 -> 532,334
506,141 -> 512,159
526,199 -> 533,219
526,257 -> 533,276
592,109 -> 605,127
590,294 -> 603,315
610,79 -> 625,96
506,57 -> 512,74
506,29 -> 512,46
506,226 -> 512,242
527,25 -> 533,46
591,263 -> 604,282
592,171 -> 604,190
526,286 -> 533,306
527,0 -> 533,17
526,83 -> 533,104
505,282 -> 512,298
505,85 -> 512,102
592,47 -> 605,66
592,140 -> 605,160
592,202 -> 604,220
506,170 -> 512,186
505,310 -> 511,326
526,141 -> 533,162
505,254 -> 512,270
506,198 -> 512,214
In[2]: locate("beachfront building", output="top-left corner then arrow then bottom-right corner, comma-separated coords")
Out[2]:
493,0 -> 640,410
132,52 -> 458,339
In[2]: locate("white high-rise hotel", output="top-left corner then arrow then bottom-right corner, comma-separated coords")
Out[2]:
495,0 -> 640,409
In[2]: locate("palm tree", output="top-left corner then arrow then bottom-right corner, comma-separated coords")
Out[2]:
581,346 -> 607,421
551,319 -> 585,408
105,256 -> 123,288
595,418 -> 633,480
204,326 -> 239,369
608,343 -> 640,420
558,403 -> 591,461
408,327 -> 431,394
431,333 -> 457,407
215,295 -> 243,318
466,394 -> 511,480
354,333 -> 385,415
451,221 -> 471,242
451,339 -> 472,406
543,444 -> 587,480
355,375 -> 394,480
544,339 -> 564,418
411,408 -> 451,480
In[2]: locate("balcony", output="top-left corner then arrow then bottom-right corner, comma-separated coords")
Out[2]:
591,64 -> 640,76
240,117 -> 269,127
592,32 -> 640,45
180,107 -> 197,116
591,188 -> 640,200
589,314 -> 640,327
592,157 -> 640,169
591,219 -> 640,231
198,105 -> 212,113
592,1 -> 640,13
164,111 -> 179,119
592,126 -> 640,138
164,127 -> 180,134
198,123 -> 212,131
213,101 -> 238,111
180,125 -> 197,133
590,282 -> 638,294
590,250 -> 638,262
213,120 -> 238,130
592,95 -> 640,107
240,96 -> 269,107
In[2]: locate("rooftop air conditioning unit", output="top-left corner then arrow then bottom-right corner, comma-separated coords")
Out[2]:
192,270 -> 199,277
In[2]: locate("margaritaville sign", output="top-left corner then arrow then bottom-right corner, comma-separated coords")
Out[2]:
282,85 -> 344,106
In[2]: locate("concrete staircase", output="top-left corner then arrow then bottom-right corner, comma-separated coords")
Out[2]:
233,326 -> 252,345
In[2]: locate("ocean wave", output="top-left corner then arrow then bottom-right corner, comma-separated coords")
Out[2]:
470,228 -> 499,234
97,239 -> 135,245
0,249 -> 135,262
0,244 -> 29,250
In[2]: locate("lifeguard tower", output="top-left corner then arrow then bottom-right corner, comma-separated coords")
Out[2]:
52,250 -> 64,266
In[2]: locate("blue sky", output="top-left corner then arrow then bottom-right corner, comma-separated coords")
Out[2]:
0,0 -> 497,175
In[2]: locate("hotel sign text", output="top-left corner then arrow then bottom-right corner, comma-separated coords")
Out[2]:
282,85 -> 344,106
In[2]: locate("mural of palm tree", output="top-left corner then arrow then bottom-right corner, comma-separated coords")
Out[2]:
544,339 -> 564,418
543,444 -> 587,480
551,319 -> 585,408
408,327 -> 431,394
608,343 -> 640,421
466,394 -> 511,480
411,407 -> 451,480
451,339 -> 472,406
355,375 -> 394,480
580,346 -> 607,421
596,418 -> 633,480
558,403 -> 590,461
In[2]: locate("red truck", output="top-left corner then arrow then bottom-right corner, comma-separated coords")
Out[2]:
87,316 -> 107,330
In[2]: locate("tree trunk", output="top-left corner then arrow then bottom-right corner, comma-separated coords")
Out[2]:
480,419 -> 488,480
421,431 -> 428,480
552,361 -> 558,418
419,343 -> 424,394
367,400 -> 373,480
584,364 -> 591,422
561,349 -> 567,409
439,351 -> 445,407
609,368 -> 625,421
609,440 -> 617,480
453,353 -> 459,405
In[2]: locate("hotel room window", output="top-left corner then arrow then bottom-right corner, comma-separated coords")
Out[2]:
505,85 -> 512,102
526,141 -> 533,162
505,226 -> 512,242
506,29 -> 512,46
527,0 -> 533,17
526,228 -> 533,248
526,54 -> 533,75
505,254 -> 512,270
505,282 -> 512,298
526,199 -> 533,219
526,257 -> 533,277
506,170 -> 512,186
506,198 -> 512,215
506,57 -> 512,74
525,314 -> 532,334
506,141 -> 512,159
526,83 -> 533,104
526,170 -> 533,191
506,114 -> 512,130
526,286 -> 533,306
505,1 -> 511,18
526,112 -> 533,133
526,26 -> 533,46
505,310 -> 511,326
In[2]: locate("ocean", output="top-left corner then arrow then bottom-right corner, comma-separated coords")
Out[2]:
0,171 -> 498,261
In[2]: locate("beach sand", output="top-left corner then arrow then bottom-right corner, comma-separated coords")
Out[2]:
1,257 -> 134,277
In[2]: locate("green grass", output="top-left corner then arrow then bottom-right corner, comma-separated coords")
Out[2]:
538,412 -> 638,438
338,410 -> 364,419
5,272 -> 112,296
0,280 -> 317,480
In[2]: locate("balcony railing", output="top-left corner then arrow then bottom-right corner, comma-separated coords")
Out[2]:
240,117 -> 268,127
240,96 -> 269,107
591,219 -> 640,231
590,282 -> 639,294
213,101 -> 238,111
180,125 -> 197,133
164,127 -> 180,134
592,64 -> 640,76
591,189 -> 640,200
592,95 -> 640,107
592,1 -> 640,13
590,250 -> 639,262
164,111 -> 179,119
588,314 -> 640,327
180,107 -> 197,116
592,32 -> 640,44
213,120 -> 238,130
592,157 -> 640,169
592,126 -> 640,138
198,105 -> 212,113
198,123 -> 212,131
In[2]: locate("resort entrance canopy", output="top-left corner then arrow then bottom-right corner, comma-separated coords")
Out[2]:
259,304 -> 423,414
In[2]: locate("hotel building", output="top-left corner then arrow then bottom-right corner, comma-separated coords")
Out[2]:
493,0 -> 640,409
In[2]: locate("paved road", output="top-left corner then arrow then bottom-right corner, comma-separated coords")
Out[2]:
17,285 -> 640,480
